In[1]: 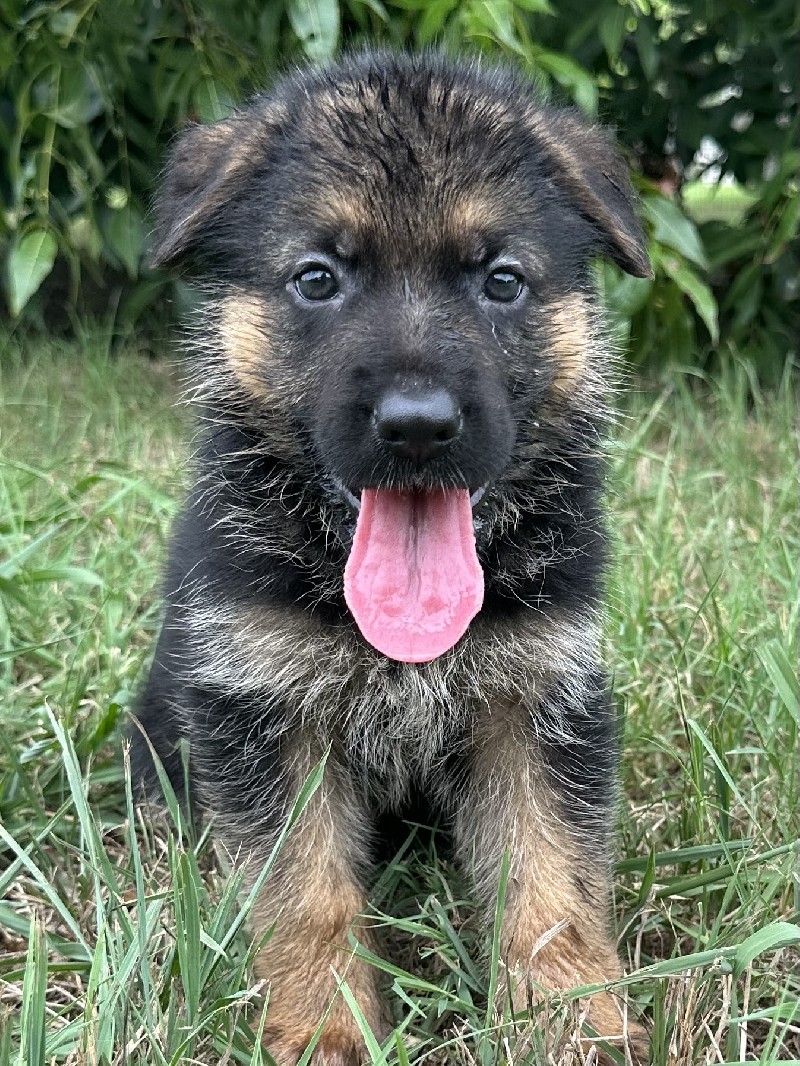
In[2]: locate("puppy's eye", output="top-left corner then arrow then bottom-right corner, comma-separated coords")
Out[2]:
294,266 -> 339,301
483,269 -> 524,303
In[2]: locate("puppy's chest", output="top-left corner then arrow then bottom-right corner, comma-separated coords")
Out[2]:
334,666 -> 472,810
185,598 -> 594,808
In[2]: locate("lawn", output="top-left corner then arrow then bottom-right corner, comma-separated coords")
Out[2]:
0,333 -> 797,1065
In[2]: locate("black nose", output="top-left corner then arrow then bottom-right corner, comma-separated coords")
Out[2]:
374,388 -> 462,464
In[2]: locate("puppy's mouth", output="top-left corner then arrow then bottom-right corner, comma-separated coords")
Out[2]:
333,481 -> 487,664
333,480 -> 488,515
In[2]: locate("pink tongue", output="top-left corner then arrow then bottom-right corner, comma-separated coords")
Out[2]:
344,488 -> 484,663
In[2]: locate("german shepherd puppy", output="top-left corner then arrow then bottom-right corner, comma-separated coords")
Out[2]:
135,51 -> 652,1065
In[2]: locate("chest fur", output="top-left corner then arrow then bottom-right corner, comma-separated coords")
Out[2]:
183,594 -> 600,807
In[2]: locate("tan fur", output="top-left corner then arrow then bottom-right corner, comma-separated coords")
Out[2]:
456,705 -> 646,1064
308,188 -> 371,233
243,750 -> 387,1063
191,292 -> 303,459
217,293 -> 272,399
546,297 -> 592,392
448,189 -> 503,236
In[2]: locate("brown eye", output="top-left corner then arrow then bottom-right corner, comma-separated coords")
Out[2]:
483,269 -> 524,303
295,266 -> 339,301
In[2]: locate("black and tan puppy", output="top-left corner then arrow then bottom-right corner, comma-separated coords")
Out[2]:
135,51 -> 652,1064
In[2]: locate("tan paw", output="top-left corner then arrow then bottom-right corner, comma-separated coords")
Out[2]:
264,1008 -> 390,1066
501,975 -> 648,1066
578,990 -> 649,1066
265,1028 -> 364,1066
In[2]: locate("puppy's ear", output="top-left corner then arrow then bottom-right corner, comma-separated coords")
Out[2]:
150,113 -> 269,269
533,110 -> 653,279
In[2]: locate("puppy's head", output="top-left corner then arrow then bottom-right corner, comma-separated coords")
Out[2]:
153,52 -> 650,661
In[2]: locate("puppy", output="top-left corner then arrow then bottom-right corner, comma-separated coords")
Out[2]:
135,50 -> 652,1065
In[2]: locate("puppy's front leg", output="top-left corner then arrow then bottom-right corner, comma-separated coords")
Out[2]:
231,750 -> 387,1066
454,696 -> 647,1065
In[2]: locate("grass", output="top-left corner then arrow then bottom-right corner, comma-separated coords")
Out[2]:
0,331 -> 797,1065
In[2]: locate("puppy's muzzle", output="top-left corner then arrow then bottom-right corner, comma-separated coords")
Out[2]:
373,388 -> 462,465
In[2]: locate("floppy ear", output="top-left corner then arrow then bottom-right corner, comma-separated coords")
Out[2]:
150,113 -> 269,269
532,109 -> 653,279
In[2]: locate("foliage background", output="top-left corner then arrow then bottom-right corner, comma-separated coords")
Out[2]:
1,0 -> 797,377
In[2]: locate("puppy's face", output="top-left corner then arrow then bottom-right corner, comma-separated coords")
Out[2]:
155,55 -> 649,495
153,54 -> 650,661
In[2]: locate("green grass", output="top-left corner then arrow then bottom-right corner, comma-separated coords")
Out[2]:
0,333 -> 798,1065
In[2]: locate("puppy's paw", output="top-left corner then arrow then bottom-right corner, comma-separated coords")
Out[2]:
265,1010 -> 390,1066
502,975 -> 649,1066
581,991 -> 649,1066
265,1029 -> 365,1066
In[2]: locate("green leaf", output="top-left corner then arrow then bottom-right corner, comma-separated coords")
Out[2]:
6,229 -> 57,317
212,752 -> 328,958
417,0 -> 459,43
534,49 -> 598,114
635,844 -> 657,906
104,204 -> 144,279
513,0 -> 554,11
685,718 -> 752,821
732,922 -> 800,979
0,822 -> 89,953
32,65 -> 104,129
0,522 -> 66,581
174,851 -> 202,1021
349,941 -> 458,996
287,0 -> 340,61
766,193 -> 798,262
347,0 -> 389,18
635,22 -> 658,80
485,847 -> 510,1025
599,3 -> 627,61
464,0 -> 526,56
331,975 -> 386,1061
660,254 -> 719,343
683,181 -> 758,226
600,262 -> 653,318
570,945 -> 737,992
48,10 -> 81,39
394,1032 -> 412,1066
724,262 -> 762,331
644,196 -> 708,269
191,77 -> 235,123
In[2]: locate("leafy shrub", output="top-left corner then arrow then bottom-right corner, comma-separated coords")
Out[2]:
1,0 -> 796,375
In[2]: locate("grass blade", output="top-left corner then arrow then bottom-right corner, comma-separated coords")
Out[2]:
17,915 -> 47,1066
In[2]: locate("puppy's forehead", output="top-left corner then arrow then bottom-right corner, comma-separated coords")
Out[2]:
301,183 -> 504,262
277,71 -> 531,248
